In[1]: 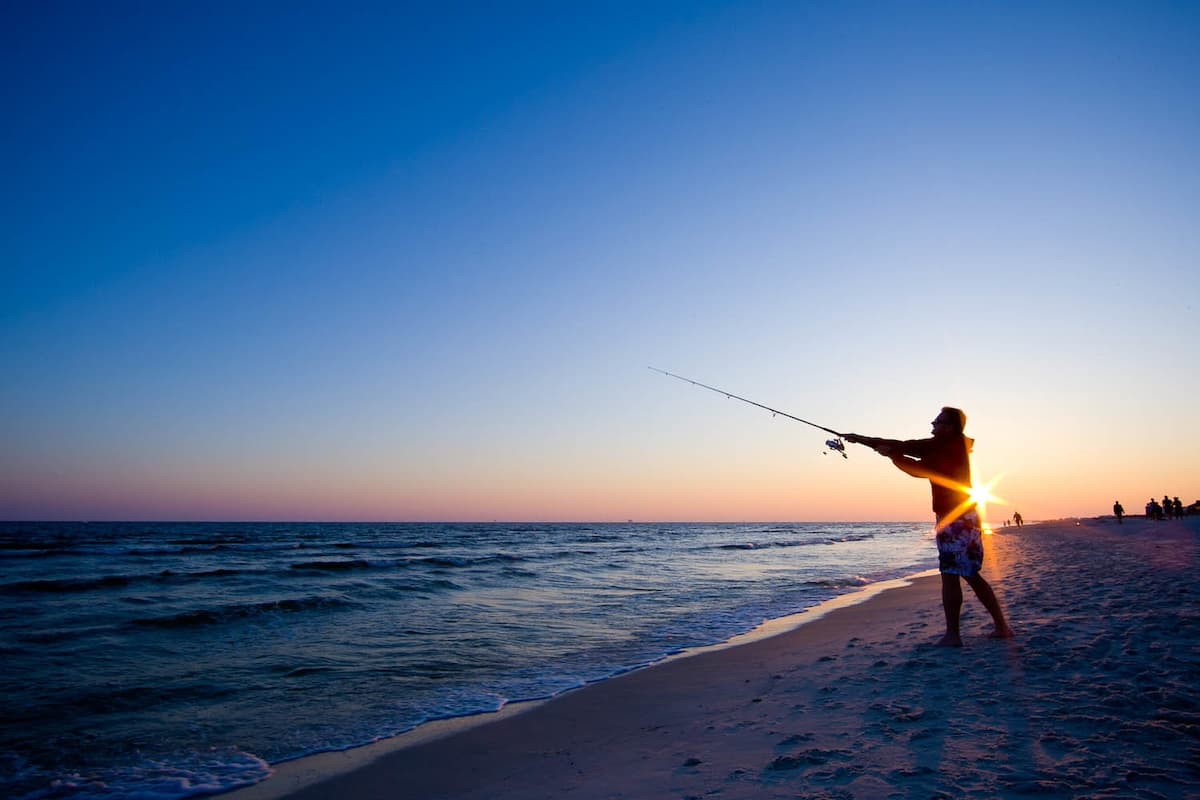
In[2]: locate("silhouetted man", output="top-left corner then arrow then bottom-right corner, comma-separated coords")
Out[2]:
1113,500 -> 1124,524
846,408 -> 1014,647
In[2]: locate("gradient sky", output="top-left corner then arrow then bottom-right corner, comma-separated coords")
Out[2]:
3,1 -> 1197,522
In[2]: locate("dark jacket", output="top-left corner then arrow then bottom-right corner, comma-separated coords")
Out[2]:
893,434 -> 974,522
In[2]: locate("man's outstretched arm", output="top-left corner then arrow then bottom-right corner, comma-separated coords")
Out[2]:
888,454 -> 934,480
845,434 -> 933,460
843,434 -> 903,454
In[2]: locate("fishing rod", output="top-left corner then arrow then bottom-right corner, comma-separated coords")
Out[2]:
648,367 -> 849,458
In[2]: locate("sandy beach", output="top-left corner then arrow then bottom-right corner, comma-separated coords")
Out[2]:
228,517 -> 1200,800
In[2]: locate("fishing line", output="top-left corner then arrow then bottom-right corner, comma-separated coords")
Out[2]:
648,367 -> 849,458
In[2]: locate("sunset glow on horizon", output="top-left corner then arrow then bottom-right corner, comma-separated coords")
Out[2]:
4,3 -> 1198,523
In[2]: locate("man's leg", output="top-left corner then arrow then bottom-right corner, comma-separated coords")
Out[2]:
964,572 -> 1014,638
938,573 -> 964,647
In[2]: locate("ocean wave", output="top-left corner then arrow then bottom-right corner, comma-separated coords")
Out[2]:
480,553 -> 528,564
46,682 -> 241,719
409,552 -> 538,570
176,568 -> 251,579
17,623 -> 121,644
0,748 -> 270,800
374,576 -> 464,593
130,596 -> 354,629
0,539 -> 47,549
0,567 -> 257,595
0,541 -> 303,560
423,578 -> 464,592
500,567 -> 539,579
284,666 -> 336,677
0,547 -> 81,559
706,533 -> 878,552
141,542 -> 305,556
824,532 -> 879,543
413,556 -> 469,568
0,575 -> 133,594
807,575 -> 872,589
285,554 -> 532,575
289,559 -> 372,572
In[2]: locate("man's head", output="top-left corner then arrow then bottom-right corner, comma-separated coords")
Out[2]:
932,407 -> 967,435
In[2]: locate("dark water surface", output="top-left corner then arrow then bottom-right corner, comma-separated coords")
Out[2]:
0,521 -> 934,799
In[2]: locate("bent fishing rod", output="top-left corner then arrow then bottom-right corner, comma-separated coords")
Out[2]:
648,367 -> 850,457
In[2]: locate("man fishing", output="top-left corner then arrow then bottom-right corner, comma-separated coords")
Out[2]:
845,408 -> 1014,647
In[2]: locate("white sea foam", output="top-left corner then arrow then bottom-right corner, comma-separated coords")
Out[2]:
10,750 -> 270,800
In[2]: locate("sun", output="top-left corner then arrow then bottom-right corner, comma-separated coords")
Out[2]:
968,474 -> 1007,521
968,483 -> 997,506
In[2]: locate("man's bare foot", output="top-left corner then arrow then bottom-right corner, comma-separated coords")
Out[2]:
988,626 -> 1015,639
936,633 -> 963,647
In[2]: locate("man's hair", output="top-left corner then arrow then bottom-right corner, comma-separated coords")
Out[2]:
941,407 -> 967,433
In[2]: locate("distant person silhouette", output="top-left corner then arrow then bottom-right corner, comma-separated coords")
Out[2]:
1163,495 -> 1173,520
1113,501 -> 1124,524
1148,498 -> 1162,520
1174,497 -> 1184,518
846,408 -> 1013,647
1012,511 -> 1024,528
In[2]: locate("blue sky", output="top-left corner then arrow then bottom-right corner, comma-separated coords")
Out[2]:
3,1 -> 1198,521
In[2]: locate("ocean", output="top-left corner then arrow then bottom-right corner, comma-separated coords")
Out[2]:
0,521 -> 937,799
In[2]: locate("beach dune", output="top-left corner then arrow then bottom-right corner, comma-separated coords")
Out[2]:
228,517 -> 1200,800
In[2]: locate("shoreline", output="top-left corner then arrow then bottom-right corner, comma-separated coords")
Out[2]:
221,567 -> 941,800
224,517 -> 1200,799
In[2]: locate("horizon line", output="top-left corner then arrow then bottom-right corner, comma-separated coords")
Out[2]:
1,518 -> 937,525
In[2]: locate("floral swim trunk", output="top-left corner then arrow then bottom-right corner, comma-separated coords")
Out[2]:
936,510 -> 985,577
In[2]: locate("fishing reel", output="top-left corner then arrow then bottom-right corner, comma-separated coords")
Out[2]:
824,437 -> 848,459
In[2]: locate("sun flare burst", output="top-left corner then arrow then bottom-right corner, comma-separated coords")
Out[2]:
968,474 -> 1007,523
